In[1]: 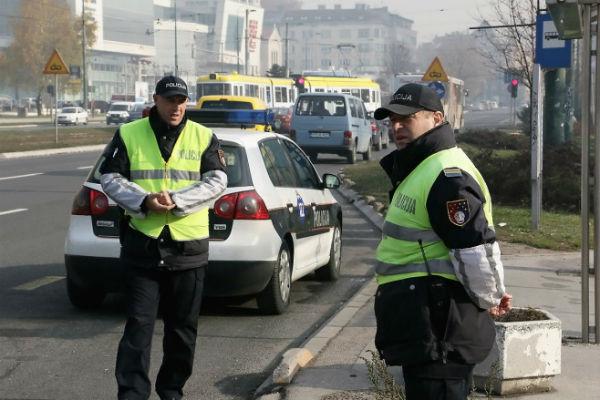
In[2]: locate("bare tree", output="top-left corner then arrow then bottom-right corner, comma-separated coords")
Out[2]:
384,43 -> 413,76
477,0 -> 536,89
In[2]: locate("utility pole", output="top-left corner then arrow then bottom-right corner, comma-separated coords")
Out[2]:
245,8 -> 256,75
236,17 -> 240,73
284,23 -> 289,77
81,0 -> 88,112
174,0 -> 179,76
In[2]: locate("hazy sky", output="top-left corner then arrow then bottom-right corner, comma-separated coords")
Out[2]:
301,0 -> 497,44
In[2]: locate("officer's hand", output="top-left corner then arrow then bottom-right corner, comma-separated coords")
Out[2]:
145,192 -> 176,212
156,190 -> 174,207
489,293 -> 512,317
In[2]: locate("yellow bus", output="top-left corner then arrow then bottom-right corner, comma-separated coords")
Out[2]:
196,72 -> 381,113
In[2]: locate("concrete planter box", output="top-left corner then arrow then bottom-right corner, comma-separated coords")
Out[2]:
473,308 -> 561,395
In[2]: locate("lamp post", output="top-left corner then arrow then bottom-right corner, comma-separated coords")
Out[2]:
174,0 -> 179,76
81,0 -> 88,112
245,8 -> 256,75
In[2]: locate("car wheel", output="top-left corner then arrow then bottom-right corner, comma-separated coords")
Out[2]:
83,118 -> 88,125
363,140 -> 372,161
347,143 -> 357,164
67,276 -> 106,309
315,224 -> 342,281
257,242 -> 292,315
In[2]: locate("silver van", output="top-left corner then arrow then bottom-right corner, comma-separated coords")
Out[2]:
290,93 -> 372,163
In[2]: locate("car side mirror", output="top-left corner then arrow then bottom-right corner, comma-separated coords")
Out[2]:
322,173 -> 341,189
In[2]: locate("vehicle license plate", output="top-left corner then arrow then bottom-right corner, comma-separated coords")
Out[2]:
310,131 -> 330,138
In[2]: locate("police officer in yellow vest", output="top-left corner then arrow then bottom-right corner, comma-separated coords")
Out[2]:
373,83 -> 512,400
99,76 -> 227,400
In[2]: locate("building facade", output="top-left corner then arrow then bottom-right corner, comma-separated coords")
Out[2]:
282,4 -> 417,79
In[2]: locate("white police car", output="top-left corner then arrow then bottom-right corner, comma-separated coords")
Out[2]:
64,110 -> 342,314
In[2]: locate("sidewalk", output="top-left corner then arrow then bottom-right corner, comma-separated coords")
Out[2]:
0,112 -> 105,125
257,187 -> 600,400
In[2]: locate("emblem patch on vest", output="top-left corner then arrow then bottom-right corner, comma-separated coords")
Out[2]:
446,199 -> 470,226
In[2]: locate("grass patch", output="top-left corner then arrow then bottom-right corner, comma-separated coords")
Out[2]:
0,127 -> 114,153
344,160 -> 584,251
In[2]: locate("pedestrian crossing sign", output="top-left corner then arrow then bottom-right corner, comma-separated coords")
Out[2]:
43,49 -> 70,75
422,57 -> 449,82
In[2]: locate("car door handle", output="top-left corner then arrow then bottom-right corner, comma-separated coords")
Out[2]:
352,124 -> 359,128
286,203 -> 294,213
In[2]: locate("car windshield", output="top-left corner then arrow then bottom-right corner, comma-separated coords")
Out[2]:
62,107 -> 77,113
201,100 -> 254,110
295,96 -> 346,116
109,104 -> 128,111
89,144 -> 250,188
133,104 -> 146,111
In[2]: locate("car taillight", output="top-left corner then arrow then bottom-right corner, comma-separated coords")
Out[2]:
214,190 -> 270,220
71,186 -> 109,216
344,130 -> 353,145
214,193 -> 238,219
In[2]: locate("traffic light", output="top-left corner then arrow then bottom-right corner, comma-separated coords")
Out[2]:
46,85 -> 55,97
293,75 -> 306,93
510,79 -> 519,98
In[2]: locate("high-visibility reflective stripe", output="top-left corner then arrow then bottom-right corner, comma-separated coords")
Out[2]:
375,259 -> 454,276
130,170 -> 202,181
382,220 -> 441,242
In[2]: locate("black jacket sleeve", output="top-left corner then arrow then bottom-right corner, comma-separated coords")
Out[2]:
200,133 -> 226,174
426,170 -> 496,249
98,129 -> 130,179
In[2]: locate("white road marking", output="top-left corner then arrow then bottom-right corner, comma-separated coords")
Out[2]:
0,124 -> 38,129
77,165 -> 94,170
0,172 -> 44,181
14,276 -> 65,291
0,208 -> 28,216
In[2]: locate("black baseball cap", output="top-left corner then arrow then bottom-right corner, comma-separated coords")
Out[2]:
374,83 -> 444,120
155,75 -> 189,98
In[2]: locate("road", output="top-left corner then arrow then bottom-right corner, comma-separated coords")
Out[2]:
463,106 -> 515,130
0,148 -> 386,399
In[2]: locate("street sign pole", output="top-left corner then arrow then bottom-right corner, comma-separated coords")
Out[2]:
42,49 -> 70,144
531,63 -> 543,230
55,74 -> 58,144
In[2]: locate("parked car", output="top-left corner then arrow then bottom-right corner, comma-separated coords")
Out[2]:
290,93 -> 372,163
64,110 -> 343,315
272,106 -> 293,136
370,117 -> 389,151
105,101 -> 137,125
57,107 -> 88,125
127,102 -> 153,122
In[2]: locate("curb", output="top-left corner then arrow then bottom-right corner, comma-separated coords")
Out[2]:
0,144 -> 105,160
255,184 -> 385,399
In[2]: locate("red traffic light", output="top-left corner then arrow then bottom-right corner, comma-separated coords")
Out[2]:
296,77 -> 305,85
511,79 -> 519,87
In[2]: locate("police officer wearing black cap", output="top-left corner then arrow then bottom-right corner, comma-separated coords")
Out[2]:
372,83 -> 512,400
99,76 -> 227,400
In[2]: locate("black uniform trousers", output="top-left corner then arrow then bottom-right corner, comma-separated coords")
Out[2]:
116,263 -> 205,400
402,362 -> 474,400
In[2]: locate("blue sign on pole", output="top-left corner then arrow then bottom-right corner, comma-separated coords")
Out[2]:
535,13 -> 572,68
427,81 -> 446,99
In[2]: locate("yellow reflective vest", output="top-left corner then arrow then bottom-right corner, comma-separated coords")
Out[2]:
375,147 -> 494,285
120,118 -> 212,241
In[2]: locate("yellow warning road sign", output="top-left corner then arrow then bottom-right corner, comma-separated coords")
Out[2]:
43,49 -> 70,75
422,57 -> 449,82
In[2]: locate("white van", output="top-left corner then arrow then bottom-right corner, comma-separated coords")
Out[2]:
105,101 -> 138,125
290,93 -> 372,163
